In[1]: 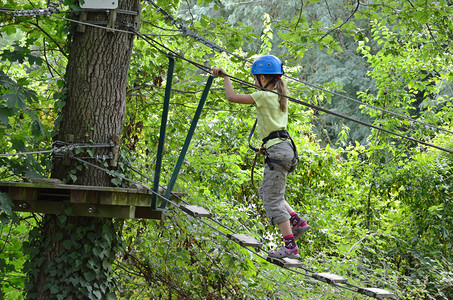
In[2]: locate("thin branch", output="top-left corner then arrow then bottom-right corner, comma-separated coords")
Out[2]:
318,0 -> 360,43
42,37 -> 62,78
294,0 -> 304,29
0,224 -> 13,253
324,0 -> 334,19
29,20 -> 68,58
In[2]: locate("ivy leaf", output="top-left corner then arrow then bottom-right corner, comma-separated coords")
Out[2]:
106,293 -> 116,300
92,290 -> 102,299
83,270 -> 96,282
111,177 -> 122,186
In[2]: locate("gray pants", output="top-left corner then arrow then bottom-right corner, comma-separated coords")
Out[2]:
259,141 -> 298,225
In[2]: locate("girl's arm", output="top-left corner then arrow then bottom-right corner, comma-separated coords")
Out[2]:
212,68 -> 255,105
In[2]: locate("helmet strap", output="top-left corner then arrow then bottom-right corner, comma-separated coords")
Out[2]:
256,75 -> 279,91
256,76 -> 264,90
263,76 -> 278,89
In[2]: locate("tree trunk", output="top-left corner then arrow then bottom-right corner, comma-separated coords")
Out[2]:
24,1 -> 139,298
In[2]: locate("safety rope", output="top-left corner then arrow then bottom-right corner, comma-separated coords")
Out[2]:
133,31 -> 453,155
146,0 -> 453,136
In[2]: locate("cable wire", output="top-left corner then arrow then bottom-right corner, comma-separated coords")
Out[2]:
133,30 -> 453,155
145,0 -> 453,136
0,150 -> 53,157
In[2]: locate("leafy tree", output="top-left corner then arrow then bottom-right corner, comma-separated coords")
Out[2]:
0,0 -> 452,299
2,0 -> 137,298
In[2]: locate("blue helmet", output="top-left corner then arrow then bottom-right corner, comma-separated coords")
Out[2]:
251,55 -> 284,75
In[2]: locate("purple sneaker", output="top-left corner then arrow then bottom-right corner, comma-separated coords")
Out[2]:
292,220 -> 311,240
268,245 -> 300,259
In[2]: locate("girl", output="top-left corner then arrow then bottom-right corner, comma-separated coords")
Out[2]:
212,55 -> 310,259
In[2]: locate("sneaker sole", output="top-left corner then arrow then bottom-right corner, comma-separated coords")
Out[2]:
293,225 -> 311,240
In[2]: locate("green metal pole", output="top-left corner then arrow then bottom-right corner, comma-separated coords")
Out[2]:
152,55 -> 174,209
160,75 -> 214,209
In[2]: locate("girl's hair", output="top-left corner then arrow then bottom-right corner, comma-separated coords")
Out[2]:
262,74 -> 288,112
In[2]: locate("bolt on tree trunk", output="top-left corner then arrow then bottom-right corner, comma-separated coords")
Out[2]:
24,1 -> 139,298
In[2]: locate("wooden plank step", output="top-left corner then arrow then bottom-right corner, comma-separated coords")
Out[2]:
227,233 -> 262,248
312,272 -> 348,284
179,204 -> 212,217
358,287 -> 395,299
266,256 -> 303,268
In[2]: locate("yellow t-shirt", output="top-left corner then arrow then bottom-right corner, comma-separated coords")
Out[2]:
251,91 -> 288,148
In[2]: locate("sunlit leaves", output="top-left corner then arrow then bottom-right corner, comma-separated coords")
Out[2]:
0,0 -> 452,298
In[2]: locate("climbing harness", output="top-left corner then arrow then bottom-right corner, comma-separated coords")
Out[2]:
248,118 -> 299,189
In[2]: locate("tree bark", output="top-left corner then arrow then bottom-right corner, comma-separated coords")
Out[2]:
53,1 -> 137,184
25,1 -> 139,298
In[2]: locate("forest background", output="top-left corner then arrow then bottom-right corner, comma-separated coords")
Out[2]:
0,0 -> 452,299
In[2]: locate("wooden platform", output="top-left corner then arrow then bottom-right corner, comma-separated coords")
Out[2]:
0,180 -> 165,219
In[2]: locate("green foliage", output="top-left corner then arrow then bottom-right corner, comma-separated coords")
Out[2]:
0,0 -> 452,299
0,0 -> 64,181
0,216 -> 30,299
23,216 -> 123,299
0,193 -> 21,298
0,192 -> 18,225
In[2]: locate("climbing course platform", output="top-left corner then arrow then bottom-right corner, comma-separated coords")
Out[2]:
0,179 -> 170,219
